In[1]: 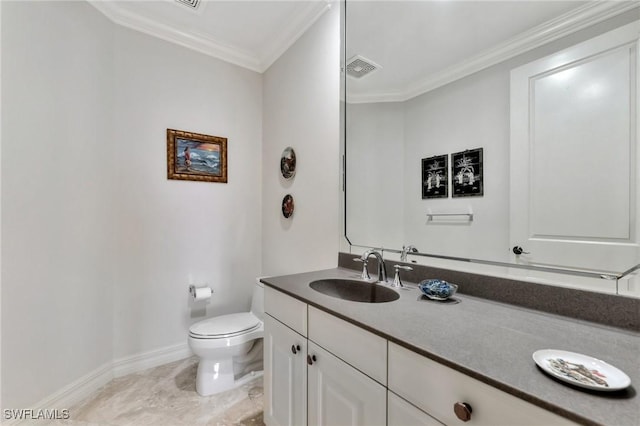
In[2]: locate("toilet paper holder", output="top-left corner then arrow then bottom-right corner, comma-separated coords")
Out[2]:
189,285 -> 214,297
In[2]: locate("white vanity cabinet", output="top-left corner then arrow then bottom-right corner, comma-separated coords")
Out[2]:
263,315 -> 307,426
264,285 -> 579,426
264,287 -> 308,426
264,286 -> 387,426
307,306 -> 387,385
307,306 -> 387,426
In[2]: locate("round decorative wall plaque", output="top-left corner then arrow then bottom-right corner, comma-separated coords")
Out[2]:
282,194 -> 294,218
280,147 -> 296,179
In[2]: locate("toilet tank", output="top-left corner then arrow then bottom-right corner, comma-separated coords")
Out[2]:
250,279 -> 265,321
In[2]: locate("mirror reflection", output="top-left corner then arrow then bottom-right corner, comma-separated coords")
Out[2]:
344,1 -> 640,289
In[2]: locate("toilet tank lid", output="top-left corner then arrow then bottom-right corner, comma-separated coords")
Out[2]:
189,312 -> 261,337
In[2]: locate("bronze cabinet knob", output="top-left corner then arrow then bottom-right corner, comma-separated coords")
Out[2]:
307,354 -> 316,365
291,345 -> 301,354
453,402 -> 472,422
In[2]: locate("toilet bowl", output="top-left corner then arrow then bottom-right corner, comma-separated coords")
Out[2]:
188,279 -> 264,396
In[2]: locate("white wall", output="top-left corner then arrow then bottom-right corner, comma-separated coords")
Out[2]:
112,26 -> 263,359
346,102 -> 404,249
345,72 -> 510,261
1,1 -> 115,409
403,69 -> 509,261
1,0 -> 340,410
1,0 -> 264,407
261,4 -> 340,276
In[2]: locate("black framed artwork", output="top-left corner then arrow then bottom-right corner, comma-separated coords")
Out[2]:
422,154 -> 448,199
451,148 -> 483,197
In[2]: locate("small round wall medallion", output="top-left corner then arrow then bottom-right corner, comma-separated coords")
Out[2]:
280,147 -> 296,179
282,194 -> 295,218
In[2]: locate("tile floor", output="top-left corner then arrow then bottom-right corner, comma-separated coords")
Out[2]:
41,357 -> 264,426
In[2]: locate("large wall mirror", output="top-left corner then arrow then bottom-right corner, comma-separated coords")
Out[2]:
343,0 -> 640,295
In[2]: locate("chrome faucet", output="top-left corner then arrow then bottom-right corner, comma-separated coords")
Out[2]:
400,245 -> 418,262
361,249 -> 387,283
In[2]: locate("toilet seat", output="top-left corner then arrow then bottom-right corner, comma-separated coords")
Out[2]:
189,312 -> 261,339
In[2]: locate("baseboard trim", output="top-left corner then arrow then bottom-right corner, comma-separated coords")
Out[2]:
112,342 -> 192,378
6,343 -> 192,425
4,362 -> 113,425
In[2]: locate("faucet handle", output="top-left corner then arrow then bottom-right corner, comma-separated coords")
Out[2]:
391,264 -> 413,288
395,265 -> 413,271
353,257 -> 371,281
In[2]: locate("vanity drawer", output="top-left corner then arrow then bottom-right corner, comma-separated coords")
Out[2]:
264,286 -> 307,337
388,343 -> 577,426
388,391 -> 444,426
308,306 -> 386,385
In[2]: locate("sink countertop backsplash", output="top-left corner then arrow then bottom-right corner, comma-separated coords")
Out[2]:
338,252 -> 640,332
261,257 -> 640,426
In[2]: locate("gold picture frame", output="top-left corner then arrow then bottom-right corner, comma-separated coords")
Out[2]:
167,129 -> 227,183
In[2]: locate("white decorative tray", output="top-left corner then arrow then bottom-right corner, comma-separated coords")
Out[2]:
533,349 -> 631,391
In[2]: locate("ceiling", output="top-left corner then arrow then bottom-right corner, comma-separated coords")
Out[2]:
346,1 -> 639,102
89,0 -> 331,73
88,0 -> 638,91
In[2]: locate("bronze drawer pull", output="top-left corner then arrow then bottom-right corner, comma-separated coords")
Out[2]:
453,402 -> 472,422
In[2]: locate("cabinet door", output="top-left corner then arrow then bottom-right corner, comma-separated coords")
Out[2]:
388,391 -> 443,426
264,314 -> 307,426
308,341 -> 386,426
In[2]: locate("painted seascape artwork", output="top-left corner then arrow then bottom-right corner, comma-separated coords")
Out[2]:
176,138 -> 221,176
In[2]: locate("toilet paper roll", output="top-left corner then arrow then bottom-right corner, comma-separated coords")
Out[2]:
192,286 -> 212,302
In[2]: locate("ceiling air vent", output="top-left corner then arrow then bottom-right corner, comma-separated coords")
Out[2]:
175,0 -> 201,10
346,55 -> 381,79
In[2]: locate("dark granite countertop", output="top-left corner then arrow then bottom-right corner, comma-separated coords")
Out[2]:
261,268 -> 640,426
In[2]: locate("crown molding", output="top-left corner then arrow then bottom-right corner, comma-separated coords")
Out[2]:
347,1 -> 639,104
88,0 -> 331,73
88,0 -> 261,71
260,1 -> 333,72
346,91 -> 406,104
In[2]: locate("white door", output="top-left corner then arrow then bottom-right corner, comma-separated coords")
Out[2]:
264,314 -> 307,426
510,21 -> 640,274
307,341 -> 386,426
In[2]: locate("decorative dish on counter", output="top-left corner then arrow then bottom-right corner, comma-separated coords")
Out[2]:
532,349 -> 631,391
418,279 -> 458,300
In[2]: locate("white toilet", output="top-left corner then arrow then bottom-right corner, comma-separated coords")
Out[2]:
188,279 -> 264,396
